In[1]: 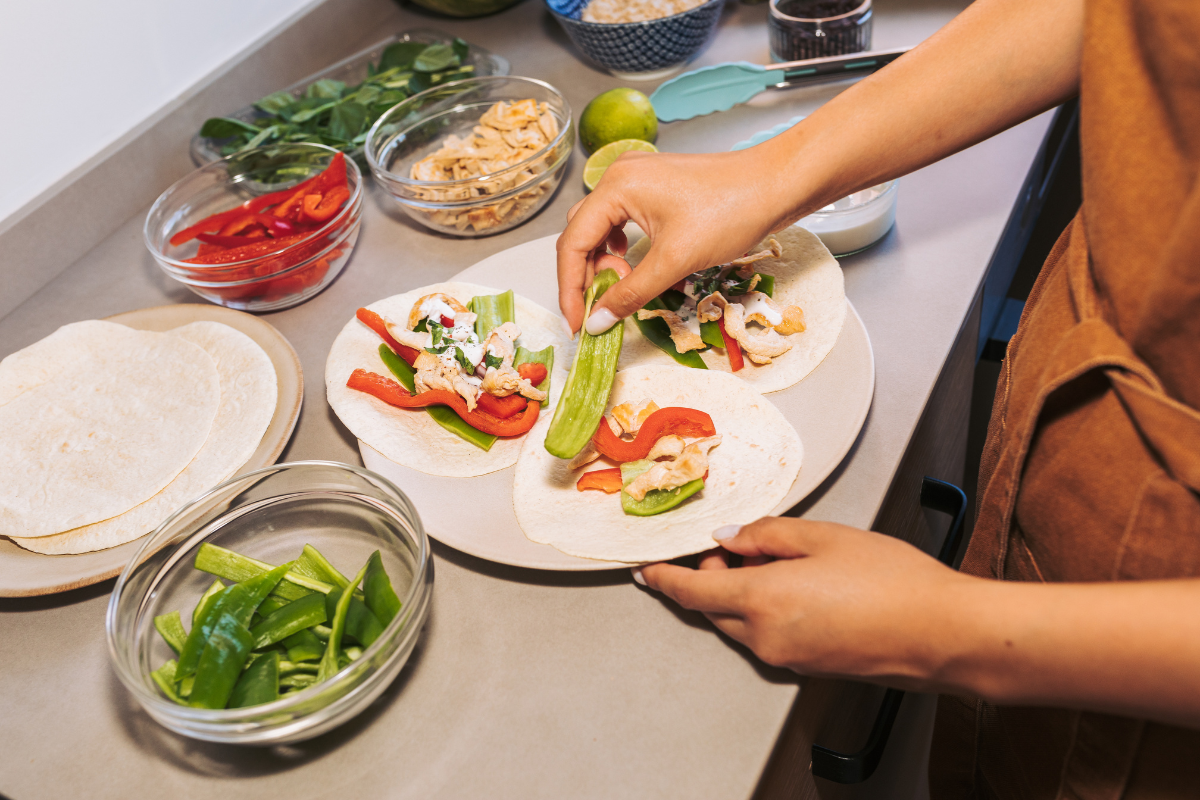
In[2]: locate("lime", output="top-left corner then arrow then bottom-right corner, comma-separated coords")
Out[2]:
583,139 -> 659,191
578,88 -> 658,155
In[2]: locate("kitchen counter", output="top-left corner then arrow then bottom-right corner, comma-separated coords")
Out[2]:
0,0 -> 1051,797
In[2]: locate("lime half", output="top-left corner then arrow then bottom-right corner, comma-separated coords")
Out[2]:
583,140 -> 659,192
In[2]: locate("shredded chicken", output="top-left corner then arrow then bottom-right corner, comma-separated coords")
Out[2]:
409,99 -> 559,232
610,399 -> 660,436
406,293 -> 472,330
645,434 -> 686,461
481,364 -> 546,402
385,324 -> 433,351
624,436 -> 722,502
722,303 -> 794,364
635,308 -> 705,352
568,441 -> 601,470
413,351 -> 481,411
696,292 -> 728,323
776,305 -> 806,335
482,322 -> 521,366
730,237 -> 783,277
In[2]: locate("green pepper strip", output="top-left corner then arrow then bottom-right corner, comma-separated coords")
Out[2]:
632,296 -> 708,370
189,618 -> 257,709
699,321 -> 724,350
544,268 -> 625,459
363,551 -> 402,626
194,542 -> 333,601
619,459 -> 706,517
378,344 -> 497,452
325,586 -> 384,648
317,561 -> 371,682
176,563 -> 291,680
281,673 -> 320,691
279,660 -> 319,676
292,544 -> 349,589
151,660 -> 184,704
154,610 -> 187,656
513,345 -> 555,409
249,592 -> 328,649
228,650 -> 280,709
469,289 -> 515,340
193,579 -> 226,626
256,595 -> 289,617
283,629 -> 325,663
728,272 -> 775,297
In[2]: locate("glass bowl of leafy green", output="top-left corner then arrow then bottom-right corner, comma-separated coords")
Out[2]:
106,461 -> 432,745
191,30 -> 509,169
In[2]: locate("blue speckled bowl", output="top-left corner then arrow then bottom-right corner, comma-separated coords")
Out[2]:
545,0 -> 725,79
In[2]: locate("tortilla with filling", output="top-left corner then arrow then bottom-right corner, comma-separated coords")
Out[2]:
0,320 -> 221,538
326,282 -> 572,478
512,364 -> 803,563
11,322 -> 277,554
618,225 -> 846,394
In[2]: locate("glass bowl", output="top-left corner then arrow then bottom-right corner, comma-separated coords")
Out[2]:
145,144 -> 363,312
800,180 -> 897,256
544,0 -> 725,80
364,76 -> 572,237
106,461 -> 432,745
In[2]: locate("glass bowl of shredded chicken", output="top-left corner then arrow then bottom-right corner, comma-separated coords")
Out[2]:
364,76 -> 573,237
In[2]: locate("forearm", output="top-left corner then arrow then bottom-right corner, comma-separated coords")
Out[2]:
925,577 -> 1200,728
755,0 -> 1083,228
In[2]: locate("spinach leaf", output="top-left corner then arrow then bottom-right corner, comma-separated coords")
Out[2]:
255,91 -> 296,116
414,44 -> 459,73
453,346 -> 475,374
306,79 -> 346,100
484,352 -> 504,370
452,37 -> 470,62
378,41 -> 426,71
199,117 -> 261,139
329,102 -> 369,141
238,125 -> 284,151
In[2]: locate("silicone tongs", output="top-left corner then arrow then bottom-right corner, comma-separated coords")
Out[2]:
648,47 -> 910,122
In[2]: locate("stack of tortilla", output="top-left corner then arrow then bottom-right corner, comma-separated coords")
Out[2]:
0,319 -> 277,555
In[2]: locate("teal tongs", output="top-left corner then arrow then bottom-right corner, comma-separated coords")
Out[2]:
649,47 -> 910,122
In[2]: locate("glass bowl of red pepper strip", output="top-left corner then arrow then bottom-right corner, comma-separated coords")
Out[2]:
364,76 -> 573,237
144,143 -> 363,312
106,460 -> 431,745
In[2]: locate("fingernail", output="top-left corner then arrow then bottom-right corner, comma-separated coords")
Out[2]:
631,567 -> 646,586
585,307 -> 619,336
561,318 -> 576,341
713,524 -> 742,542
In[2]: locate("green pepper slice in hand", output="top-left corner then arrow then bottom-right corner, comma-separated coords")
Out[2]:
544,268 -> 624,459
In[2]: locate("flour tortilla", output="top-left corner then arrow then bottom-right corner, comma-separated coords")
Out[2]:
326,282 -> 573,478
618,225 -> 846,394
11,322 -> 277,554
512,365 -> 803,563
0,321 -> 221,539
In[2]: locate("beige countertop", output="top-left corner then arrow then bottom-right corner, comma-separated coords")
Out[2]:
0,0 -> 1051,797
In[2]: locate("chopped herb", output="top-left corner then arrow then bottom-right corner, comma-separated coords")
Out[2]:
484,352 -> 504,370
454,347 -> 476,374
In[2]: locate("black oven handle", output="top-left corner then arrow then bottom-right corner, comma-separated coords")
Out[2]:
810,476 -> 968,784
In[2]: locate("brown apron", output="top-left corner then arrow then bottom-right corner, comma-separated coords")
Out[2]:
928,0 -> 1200,797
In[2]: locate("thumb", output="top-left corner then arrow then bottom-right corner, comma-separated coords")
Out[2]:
584,243 -> 691,335
713,517 -> 830,559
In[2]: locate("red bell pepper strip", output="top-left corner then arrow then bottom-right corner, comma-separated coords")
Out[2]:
476,392 -> 527,419
183,233 -> 312,265
219,215 -> 262,237
576,468 -> 623,493
347,370 -> 541,437
302,186 -> 350,223
717,316 -> 744,372
355,308 -> 420,365
197,232 -> 270,248
516,362 -> 548,387
591,407 -> 716,463
169,153 -> 348,246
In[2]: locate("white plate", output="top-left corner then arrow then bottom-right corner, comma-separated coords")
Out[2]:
0,304 -> 303,597
359,232 -> 875,571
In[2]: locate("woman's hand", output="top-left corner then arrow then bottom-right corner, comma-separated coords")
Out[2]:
638,517 -> 965,686
556,147 -> 794,335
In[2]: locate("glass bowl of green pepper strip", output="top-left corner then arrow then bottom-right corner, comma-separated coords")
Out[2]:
106,460 -> 432,745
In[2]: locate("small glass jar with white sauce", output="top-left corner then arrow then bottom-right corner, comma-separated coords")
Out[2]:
799,180 -> 897,256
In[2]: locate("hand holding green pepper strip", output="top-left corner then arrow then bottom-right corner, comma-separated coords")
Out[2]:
544,268 -> 624,459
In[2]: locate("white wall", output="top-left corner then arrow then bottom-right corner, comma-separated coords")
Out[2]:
0,0 -> 319,225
